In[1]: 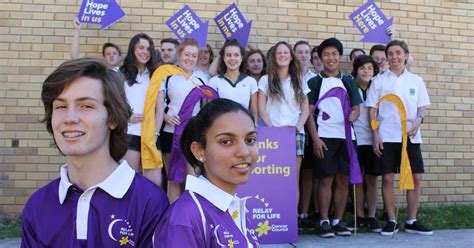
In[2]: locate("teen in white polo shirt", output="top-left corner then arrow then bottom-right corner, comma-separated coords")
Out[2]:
293,40 -> 318,230
21,58 -> 168,247
208,39 -> 258,123
366,40 -> 432,236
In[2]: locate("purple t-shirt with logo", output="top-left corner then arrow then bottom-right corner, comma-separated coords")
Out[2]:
154,191 -> 259,247
21,174 -> 169,248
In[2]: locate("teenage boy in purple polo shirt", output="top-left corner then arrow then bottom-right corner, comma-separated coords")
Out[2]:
21,58 -> 169,247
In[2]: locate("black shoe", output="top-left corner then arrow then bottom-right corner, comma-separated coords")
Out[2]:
319,220 -> 335,238
347,217 -> 366,231
366,217 -> 382,233
405,221 -> 433,236
299,217 -> 316,230
333,221 -> 352,236
381,221 -> 399,236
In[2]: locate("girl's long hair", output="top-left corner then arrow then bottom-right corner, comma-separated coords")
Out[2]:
120,33 -> 157,86
266,41 -> 304,104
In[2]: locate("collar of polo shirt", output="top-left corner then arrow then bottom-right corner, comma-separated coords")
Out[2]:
320,71 -> 344,79
185,175 -> 235,212
58,160 -> 135,204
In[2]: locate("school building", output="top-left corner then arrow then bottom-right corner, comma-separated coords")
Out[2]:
0,0 -> 473,215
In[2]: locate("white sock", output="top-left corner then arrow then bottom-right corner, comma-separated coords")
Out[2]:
389,219 -> 397,224
406,219 -> 416,225
300,213 -> 308,219
331,219 -> 340,226
320,219 -> 330,226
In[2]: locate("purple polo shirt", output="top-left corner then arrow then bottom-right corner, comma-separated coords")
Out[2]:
21,161 -> 169,248
154,175 -> 259,247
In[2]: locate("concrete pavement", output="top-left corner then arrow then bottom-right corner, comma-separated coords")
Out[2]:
2,229 -> 473,247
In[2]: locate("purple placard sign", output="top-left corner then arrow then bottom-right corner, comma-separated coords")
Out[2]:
349,0 -> 394,44
166,5 -> 209,48
213,3 -> 252,48
77,0 -> 126,30
237,127 -> 297,244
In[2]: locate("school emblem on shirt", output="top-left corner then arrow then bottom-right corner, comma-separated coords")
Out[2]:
107,214 -> 135,246
409,88 -> 416,96
212,224 -> 240,247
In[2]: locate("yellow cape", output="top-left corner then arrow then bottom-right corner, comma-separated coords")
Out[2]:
140,65 -> 187,170
371,94 -> 414,190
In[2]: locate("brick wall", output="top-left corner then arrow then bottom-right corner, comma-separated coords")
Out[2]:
1,0 -> 473,215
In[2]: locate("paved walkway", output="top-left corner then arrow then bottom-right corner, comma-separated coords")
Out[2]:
2,229 -> 473,247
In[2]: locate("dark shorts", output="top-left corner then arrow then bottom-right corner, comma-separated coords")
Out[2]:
159,131 -> 174,154
373,140 -> 424,174
357,145 -> 381,176
127,135 -> 162,152
314,138 -> 353,178
302,134 -> 316,170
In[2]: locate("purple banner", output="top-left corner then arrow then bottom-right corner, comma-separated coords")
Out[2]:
166,5 -> 209,48
213,3 -> 252,48
77,0 -> 126,30
237,127 -> 297,244
349,0 -> 394,44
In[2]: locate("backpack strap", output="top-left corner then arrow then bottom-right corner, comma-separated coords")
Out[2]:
163,75 -> 172,114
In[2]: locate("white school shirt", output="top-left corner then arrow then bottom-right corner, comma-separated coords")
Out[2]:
303,69 -> 316,85
160,72 -> 205,133
315,74 -> 356,139
194,68 -> 211,83
366,69 -> 430,144
353,84 -> 373,145
124,69 -> 150,136
208,74 -> 258,109
258,75 -> 310,134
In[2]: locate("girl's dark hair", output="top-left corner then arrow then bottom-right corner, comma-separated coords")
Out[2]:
217,39 -> 246,75
245,49 -> 266,78
349,48 -> 366,60
41,58 -> 132,162
120,33 -> 157,86
205,43 -> 214,65
352,55 -> 380,78
180,98 -> 254,175
266,41 -> 305,104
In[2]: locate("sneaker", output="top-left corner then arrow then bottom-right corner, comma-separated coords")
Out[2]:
347,217 -> 366,231
299,217 -> 316,230
405,221 -> 433,236
332,221 -> 352,236
319,220 -> 335,238
381,221 -> 399,236
366,217 -> 382,233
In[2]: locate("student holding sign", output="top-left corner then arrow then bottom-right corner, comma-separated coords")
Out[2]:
208,39 -> 258,125
157,38 -> 207,202
306,38 -> 362,238
70,19 -> 122,71
366,40 -> 432,236
258,41 -> 310,207
21,58 -> 168,247
120,33 -> 162,186
154,98 -> 259,247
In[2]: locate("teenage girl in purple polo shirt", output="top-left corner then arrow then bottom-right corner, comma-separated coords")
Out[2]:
154,98 -> 260,247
